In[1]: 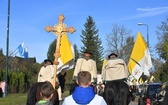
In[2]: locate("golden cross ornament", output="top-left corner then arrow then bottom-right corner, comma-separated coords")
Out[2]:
45,14 -> 75,88
45,14 -> 75,64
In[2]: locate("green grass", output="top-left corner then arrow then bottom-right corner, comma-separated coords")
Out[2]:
0,91 -> 70,105
0,92 -> 138,105
0,93 -> 27,105
0,70 -> 73,105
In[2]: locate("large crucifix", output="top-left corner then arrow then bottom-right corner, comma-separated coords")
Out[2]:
45,14 -> 75,88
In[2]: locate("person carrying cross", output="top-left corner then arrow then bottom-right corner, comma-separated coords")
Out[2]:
37,59 -> 63,101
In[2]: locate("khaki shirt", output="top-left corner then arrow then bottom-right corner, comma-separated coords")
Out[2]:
102,58 -> 128,81
37,65 -> 59,84
73,58 -> 97,82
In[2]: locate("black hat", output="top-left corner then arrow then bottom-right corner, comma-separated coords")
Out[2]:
108,53 -> 118,58
44,59 -> 53,65
84,50 -> 93,55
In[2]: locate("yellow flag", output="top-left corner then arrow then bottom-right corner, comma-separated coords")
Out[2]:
57,33 -> 74,74
102,58 -> 107,67
128,32 -> 152,80
101,58 -> 107,75
149,75 -> 155,82
138,77 -> 144,84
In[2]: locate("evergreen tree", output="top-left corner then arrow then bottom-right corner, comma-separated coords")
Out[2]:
80,16 -> 104,71
0,48 -> 3,56
123,36 -> 134,64
47,39 -> 56,62
73,44 -> 79,62
0,48 -> 5,69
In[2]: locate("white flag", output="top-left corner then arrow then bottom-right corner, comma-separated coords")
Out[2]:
128,32 -> 152,80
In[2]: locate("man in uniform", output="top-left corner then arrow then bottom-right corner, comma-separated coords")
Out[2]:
37,59 -> 54,83
70,50 -> 97,94
73,50 -> 97,83
37,59 -> 63,101
102,53 -> 128,83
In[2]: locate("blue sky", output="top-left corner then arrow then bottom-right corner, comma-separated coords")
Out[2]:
0,0 -> 168,63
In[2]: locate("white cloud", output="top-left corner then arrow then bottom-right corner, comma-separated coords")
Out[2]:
97,6 -> 168,24
137,7 -> 168,12
136,7 -> 168,17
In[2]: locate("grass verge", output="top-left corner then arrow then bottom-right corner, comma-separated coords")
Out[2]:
0,91 -> 69,105
0,93 -> 27,105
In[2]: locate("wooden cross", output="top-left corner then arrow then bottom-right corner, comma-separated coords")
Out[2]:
45,14 -> 75,88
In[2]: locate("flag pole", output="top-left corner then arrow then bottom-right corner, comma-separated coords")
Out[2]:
5,0 -> 10,97
9,46 -> 19,57
10,42 -> 24,56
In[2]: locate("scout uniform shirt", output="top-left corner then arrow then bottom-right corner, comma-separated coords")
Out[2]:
102,58 -> 128,82
73,58 -> 97,82
37,65 -> 59,85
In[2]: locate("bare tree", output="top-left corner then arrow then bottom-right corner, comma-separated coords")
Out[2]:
105,24 -> 133,63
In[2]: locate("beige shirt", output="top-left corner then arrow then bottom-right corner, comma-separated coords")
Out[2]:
102,58 -> 128,81
37,65 -> 59,84
73,58 -> 97,82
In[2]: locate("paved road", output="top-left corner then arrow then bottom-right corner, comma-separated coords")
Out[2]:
129,101 -> 138,105
59,100 -> 63,105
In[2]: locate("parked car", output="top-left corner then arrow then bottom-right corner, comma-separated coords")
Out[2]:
138,82 -> 164,105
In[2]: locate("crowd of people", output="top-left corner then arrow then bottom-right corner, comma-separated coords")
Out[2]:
34,50 -> 136,105
31,49 -> 168,105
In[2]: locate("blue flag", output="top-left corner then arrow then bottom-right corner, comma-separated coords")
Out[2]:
23,48 -> 28,60
18,43 -> 24,56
